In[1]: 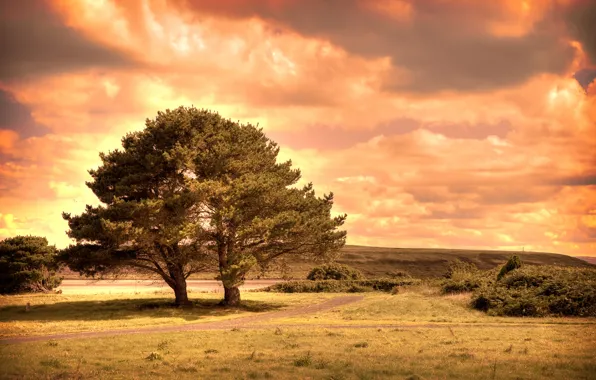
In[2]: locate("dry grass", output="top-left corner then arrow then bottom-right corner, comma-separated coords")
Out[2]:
274,285 -> 596,326
0,292 -> 332,337
1,286 -> 595,379
1,325 -> 594,379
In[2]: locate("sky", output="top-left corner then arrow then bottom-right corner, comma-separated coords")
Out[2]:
1,0 -> 595,256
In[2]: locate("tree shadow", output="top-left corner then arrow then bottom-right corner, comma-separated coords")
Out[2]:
0,298 -> 284,323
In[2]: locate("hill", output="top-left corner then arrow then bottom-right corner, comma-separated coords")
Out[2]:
577,256 -> 596,265
277,245 -> 595,279
59,245 -> 595,280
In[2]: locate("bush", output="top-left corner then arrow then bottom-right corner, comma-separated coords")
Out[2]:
497,255 -> 522,280
442,279 -> 483,294
441,260 -> 495,294
386,270 -> 411,279
307,263 -> 364,281
265,278 -> 420,293
0,236 -> 62,294
471,266 -> 596,317
444,259 -> 478,279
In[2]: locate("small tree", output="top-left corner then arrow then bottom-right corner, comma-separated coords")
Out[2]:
0,236 -> 62,294
497,255 -> 523,280
61,106 -> 347,306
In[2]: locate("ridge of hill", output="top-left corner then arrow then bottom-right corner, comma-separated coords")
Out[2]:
576,256 -> 596,265
283,245 -> 595,279
59,245 -> 595,280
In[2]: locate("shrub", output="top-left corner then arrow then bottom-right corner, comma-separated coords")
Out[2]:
307,263 -> 364,281
441,261 -> 496,294
471,266 -> 596,317
442,279 -> 482,294
386,270 -> 411,278
0,236 -> 62,294
497,255 -> 522,280
444,259 -> 478,279
265,278 -> 420,293
293,352 -> 312,367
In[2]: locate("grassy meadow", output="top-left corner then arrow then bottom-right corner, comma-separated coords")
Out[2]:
1,323 -> 595,380
2,251 -> 596,379
1,282 -> 596,379
0,292 -> 332,338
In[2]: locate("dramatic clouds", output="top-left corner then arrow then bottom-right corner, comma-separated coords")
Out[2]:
1,0 -> 595,256
0,0 -> 134,83
170,0 -> 577,93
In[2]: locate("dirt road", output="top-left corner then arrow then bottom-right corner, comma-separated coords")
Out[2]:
57,279 -> 281,295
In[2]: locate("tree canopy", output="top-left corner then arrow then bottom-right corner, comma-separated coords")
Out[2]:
0,235 -> 62,294
62,106 -> 347,306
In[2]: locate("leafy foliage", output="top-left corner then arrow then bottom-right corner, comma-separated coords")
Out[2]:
471,266 -> 596,317
385,270 -> 412,279
444,259 -> 479,279
497,255 -> 523,280
61,106 -> 347,306
0,236 -> 62,294
265,278 -> 420,293
306,263 -> 364,281
441,260 -> 494,294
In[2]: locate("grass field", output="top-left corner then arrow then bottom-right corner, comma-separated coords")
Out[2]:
0,292 -> 332,338
1,324 -> 595,379
1,284 -> 595,379
274,285 -> 596,326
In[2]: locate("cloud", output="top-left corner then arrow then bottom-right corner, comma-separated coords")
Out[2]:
0,0 -> 594,258
0,0 -> 135,83
563,0 -> 596,65
574,68 -> 596,92
0,89 -> 50,138
170,0 -> 578,94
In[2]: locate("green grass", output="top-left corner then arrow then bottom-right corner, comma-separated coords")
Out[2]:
59,245 -> 595,280
1,286 -> 595,379
1,325 -> 594,379
273,285 -> 596,326
0,292 -> 332,337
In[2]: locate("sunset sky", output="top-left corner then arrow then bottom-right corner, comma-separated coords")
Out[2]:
1,0 -> 595,256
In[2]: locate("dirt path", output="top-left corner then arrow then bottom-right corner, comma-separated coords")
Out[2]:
0,295 -> 364,344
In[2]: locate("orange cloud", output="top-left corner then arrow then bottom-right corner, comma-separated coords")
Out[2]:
0,0 -> 595,258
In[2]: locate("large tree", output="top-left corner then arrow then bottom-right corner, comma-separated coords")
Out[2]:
62,107 -> 346,306
0,236 -> 62,294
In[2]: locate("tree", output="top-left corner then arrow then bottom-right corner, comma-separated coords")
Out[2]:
0,236 -> 62,294
61,111 -> 213,306
62,106 -> 347,306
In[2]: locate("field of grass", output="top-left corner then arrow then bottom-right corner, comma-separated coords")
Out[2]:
58,245 -> 595,281
274,285 -> 596,326
1,284 -> 595,379
1,324 -> 595,380
0,292 -> 332,338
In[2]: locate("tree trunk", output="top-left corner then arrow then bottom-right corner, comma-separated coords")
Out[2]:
223,286 -> 241,307
172,274 -> 192,307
